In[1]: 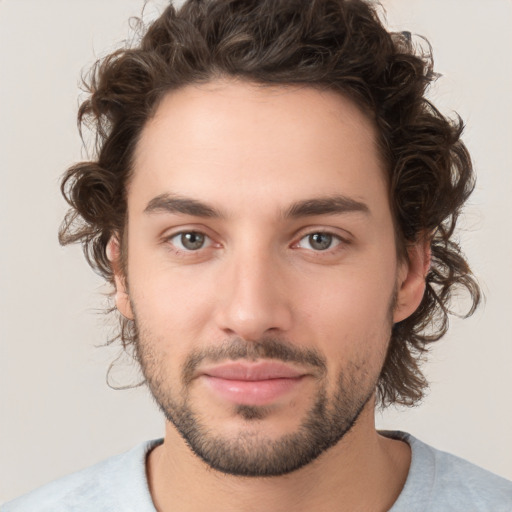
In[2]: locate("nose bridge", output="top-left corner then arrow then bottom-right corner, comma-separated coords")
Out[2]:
215,237 -> 292,341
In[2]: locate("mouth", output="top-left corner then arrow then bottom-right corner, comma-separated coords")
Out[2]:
199,361 -> 308,406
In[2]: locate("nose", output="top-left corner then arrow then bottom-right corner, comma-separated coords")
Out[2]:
214,248 -> 293,342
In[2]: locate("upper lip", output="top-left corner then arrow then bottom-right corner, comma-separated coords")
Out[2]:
200,361 -> 306,381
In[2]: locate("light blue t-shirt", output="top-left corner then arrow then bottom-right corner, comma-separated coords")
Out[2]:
3,432 -> 512,511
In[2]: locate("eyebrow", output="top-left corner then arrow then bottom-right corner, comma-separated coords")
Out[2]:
144,193 -> 224,218
283,195 -> 370,219
144,193 -> 370,219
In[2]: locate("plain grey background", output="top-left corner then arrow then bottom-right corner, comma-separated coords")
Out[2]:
1,0 -> 511,504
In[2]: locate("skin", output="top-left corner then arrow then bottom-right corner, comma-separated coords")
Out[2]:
111,79 -> 429,512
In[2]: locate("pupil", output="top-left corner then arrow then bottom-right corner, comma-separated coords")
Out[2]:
182,232 -> 204,250
310,233 -> 331,250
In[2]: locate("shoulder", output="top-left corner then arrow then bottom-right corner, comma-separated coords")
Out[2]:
2,439 -> 162,512
386,431 -> 512,512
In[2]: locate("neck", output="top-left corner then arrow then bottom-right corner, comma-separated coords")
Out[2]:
146,403 -> 411,512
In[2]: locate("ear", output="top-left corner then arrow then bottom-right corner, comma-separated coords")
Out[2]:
106,236 -> 134,320
393,235 -> 431,323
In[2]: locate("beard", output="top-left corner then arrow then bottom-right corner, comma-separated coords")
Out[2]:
133,322 -> 385,478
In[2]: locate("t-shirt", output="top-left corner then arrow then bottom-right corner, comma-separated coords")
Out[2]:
3,432 -> 512,511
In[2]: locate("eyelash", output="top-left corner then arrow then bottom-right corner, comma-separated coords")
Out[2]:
164,229 -> 349,256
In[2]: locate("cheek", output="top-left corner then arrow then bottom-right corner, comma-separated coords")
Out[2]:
298,264 -> 396,359
128,253 -> 217,341
302,265 -> 395,323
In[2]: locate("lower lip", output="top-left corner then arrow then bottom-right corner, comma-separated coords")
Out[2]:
202,375 -> 305,406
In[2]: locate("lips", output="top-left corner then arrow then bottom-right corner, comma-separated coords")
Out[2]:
199,361 -> 308,406
201,361 -> 306,381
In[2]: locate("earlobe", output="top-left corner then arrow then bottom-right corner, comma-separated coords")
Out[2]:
393,237 -> 431,324
107,237 -> 134,320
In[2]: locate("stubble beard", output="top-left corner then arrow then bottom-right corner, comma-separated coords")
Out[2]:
133,324 -> 388,478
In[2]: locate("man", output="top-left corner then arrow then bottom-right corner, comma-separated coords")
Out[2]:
4,0 -> 512,510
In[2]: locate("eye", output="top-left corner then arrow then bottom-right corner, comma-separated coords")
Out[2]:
168,231 -> 212,252
296,232 -> 343,251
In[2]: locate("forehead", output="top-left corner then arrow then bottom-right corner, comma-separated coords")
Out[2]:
130,79 -> 386,217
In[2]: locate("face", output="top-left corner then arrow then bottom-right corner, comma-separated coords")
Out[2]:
114,80 -> 424,477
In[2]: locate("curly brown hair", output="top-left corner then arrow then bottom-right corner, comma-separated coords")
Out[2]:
59,0 -> 480,407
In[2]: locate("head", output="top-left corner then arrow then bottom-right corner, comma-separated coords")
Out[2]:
59,0 -> 480,476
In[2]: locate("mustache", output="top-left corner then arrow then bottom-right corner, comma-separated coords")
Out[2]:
182,337 -> 327,385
